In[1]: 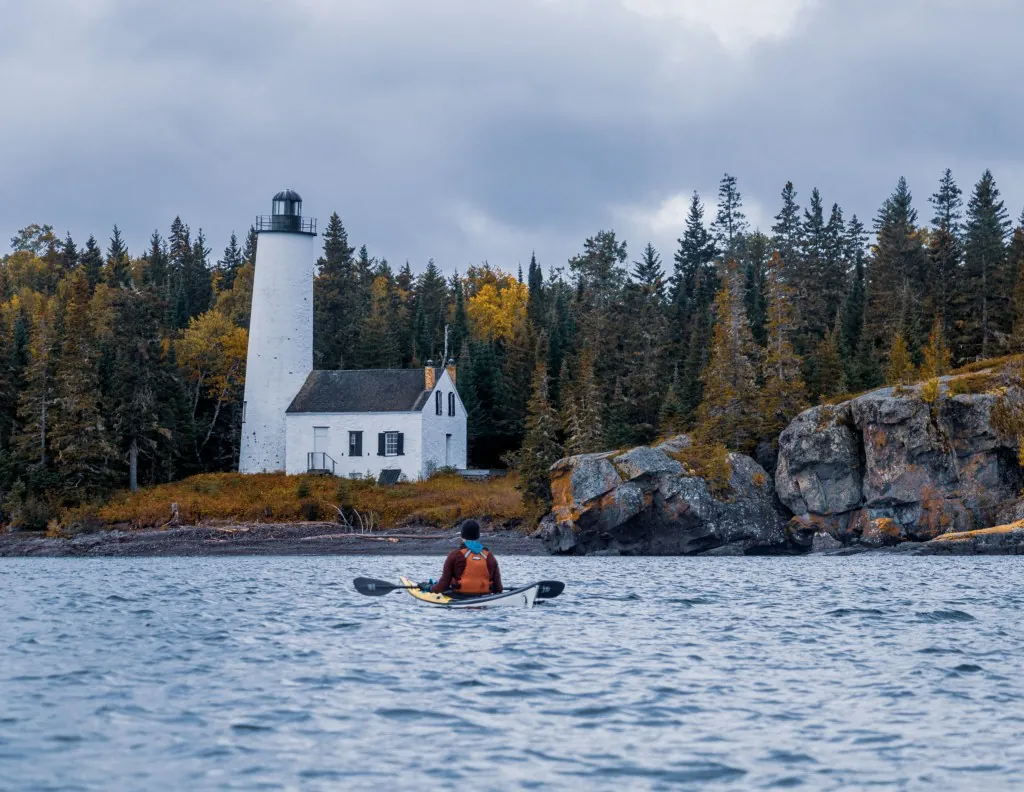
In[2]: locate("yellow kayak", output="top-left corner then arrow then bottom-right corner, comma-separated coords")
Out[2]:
398,577 -> 540,608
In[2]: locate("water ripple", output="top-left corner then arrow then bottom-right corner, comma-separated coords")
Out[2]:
1,555 -> 1023,790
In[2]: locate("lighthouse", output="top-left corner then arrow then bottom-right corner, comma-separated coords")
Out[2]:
238,190 -> 317,473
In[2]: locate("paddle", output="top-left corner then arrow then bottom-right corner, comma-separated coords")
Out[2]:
352,577 -> 565,599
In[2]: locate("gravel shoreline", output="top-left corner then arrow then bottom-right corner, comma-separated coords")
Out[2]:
0,522 -> 548,558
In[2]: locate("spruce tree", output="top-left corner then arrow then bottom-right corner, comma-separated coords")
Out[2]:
671,192 -> 717,386
14,299 -> 58,468
759,253 -> 807,440
242,225 -> 258,266
840,216 -> 868,360
359,275 -> 401,368
771,181 -> 801,268
743,231 -> 769,346
313,212 -> 355,368
59,233 -> 79,275
963,170 -> 1012,359
658,366 -> 686,435
518,338 -> 562,505
51,271 -> 116,493
563,347 -> 604,455
814,324 -> 846,401
695,260 -> 759,453
1010,222 -> 1024,352
866,178 -> 928,357
105,225 -> 131,289
711,174 -> 749,262
80,235 -> 105,290
632,242 -> 665,299
928,169 -> 963,341
217,232 -> 243,293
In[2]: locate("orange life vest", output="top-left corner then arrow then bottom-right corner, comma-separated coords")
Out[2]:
457,547 -> 492,594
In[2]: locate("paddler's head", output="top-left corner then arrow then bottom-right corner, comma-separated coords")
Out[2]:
460,520 -> 481,543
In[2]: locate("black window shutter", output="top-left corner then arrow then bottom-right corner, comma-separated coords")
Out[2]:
397,433 -> 404,456
378,433 -> 385,456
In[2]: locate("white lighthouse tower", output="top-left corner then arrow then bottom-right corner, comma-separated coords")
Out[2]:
238,190 -> 316,473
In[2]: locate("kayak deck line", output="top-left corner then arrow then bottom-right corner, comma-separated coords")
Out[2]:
398,577 -> 540,608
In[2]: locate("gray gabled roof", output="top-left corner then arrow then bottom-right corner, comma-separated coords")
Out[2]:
286,369 -> 442,414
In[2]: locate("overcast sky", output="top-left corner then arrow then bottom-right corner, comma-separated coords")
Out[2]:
2,0 -> 1022,274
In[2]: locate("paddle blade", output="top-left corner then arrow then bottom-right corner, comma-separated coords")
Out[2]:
535,581 -> 565,599
353,577 -> 400,596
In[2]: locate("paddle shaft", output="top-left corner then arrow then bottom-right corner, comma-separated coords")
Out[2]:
353,577 -> 563,599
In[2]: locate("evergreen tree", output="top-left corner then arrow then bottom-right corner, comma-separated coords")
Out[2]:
840,216 -> 868,359
563,347 -> 604,455
743,231 -> 769,346
711,174 -> 748,262
242,225 -> 258,266
695,261 -> 759,453
518,337 -> 562,506
632,242 -> 665,299
414,259 -> 450,363
526,252 -> 544,325
14,298 -> 58,468
59,233 -> 79,275
962,170 -> 1012,359
759,253 -> 807,440
1010,222 -> 1024,352
814,323 -> 847,401
80,235 -> 105,290
771,181 -> 801,268
449,278 -> 469,363
105,225 -> 131,289
866,178 -> 928,357
51,271 -> 116,493
313,212 -> 356,368
217,232 -> 244,293
658,366 -> 686,435
928,169 -> 963,340
359,275 -> 401,368
671,192 -> 717,382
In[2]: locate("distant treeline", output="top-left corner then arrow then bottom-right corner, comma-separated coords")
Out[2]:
2,169 -> 1023,524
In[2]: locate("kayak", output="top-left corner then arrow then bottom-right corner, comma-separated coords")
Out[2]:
398,576 -> 540,608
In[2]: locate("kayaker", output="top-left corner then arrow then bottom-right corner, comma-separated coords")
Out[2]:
420,519 -> 503,596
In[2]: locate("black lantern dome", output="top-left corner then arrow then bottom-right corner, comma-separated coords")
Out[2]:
256,189 -> 317,235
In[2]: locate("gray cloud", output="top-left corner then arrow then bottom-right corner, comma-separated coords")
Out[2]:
1,0 -> 1021,274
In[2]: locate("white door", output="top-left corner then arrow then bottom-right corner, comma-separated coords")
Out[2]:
314,427 -> 329,454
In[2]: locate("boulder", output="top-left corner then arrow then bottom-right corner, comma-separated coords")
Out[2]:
538,437 -> 789,556
776,382 -> 1024,547
914,521 -> 1024,555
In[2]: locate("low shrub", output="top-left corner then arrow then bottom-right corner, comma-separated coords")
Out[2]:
668,443 -> 733,499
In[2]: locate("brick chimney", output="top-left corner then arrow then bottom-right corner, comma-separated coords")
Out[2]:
424,360 -> 436,390
445,357 -> 457,385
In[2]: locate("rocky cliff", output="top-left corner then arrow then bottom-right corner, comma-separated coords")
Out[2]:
776,379 -> 1024,546
537,436 -> 789,555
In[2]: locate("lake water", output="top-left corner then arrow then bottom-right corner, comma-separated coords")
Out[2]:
2,556 -> 1023,791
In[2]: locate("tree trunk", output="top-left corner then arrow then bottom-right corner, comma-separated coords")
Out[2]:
129,438 -> 138,493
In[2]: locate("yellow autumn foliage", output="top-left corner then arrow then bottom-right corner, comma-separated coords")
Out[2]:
175,311 -> 249,403
467,275 -> 528,341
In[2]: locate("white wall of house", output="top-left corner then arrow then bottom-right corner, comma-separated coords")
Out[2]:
284,369 -> 468,480
420,369 -> 467,477
286,411 -> 425,480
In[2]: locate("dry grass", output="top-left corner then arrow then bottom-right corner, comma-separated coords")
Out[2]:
950,354 -> 1024,376
67,472 -> 524,531
667,443 -> 733,498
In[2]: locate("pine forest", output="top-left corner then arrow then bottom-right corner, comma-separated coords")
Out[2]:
3,170 -> 1024,526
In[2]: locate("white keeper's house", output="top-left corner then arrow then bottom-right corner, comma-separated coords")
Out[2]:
238,190 -> 468,481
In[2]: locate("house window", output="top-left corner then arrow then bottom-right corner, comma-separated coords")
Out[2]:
448,392 -> 455,416
435,390 -> 443,415
379,431 -> 404,456
349,431 -> 363,457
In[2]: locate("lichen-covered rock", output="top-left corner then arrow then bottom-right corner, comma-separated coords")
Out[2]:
538,441 -> 788,556
914,521 -> 1024,555
776,382 -> 1024,547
